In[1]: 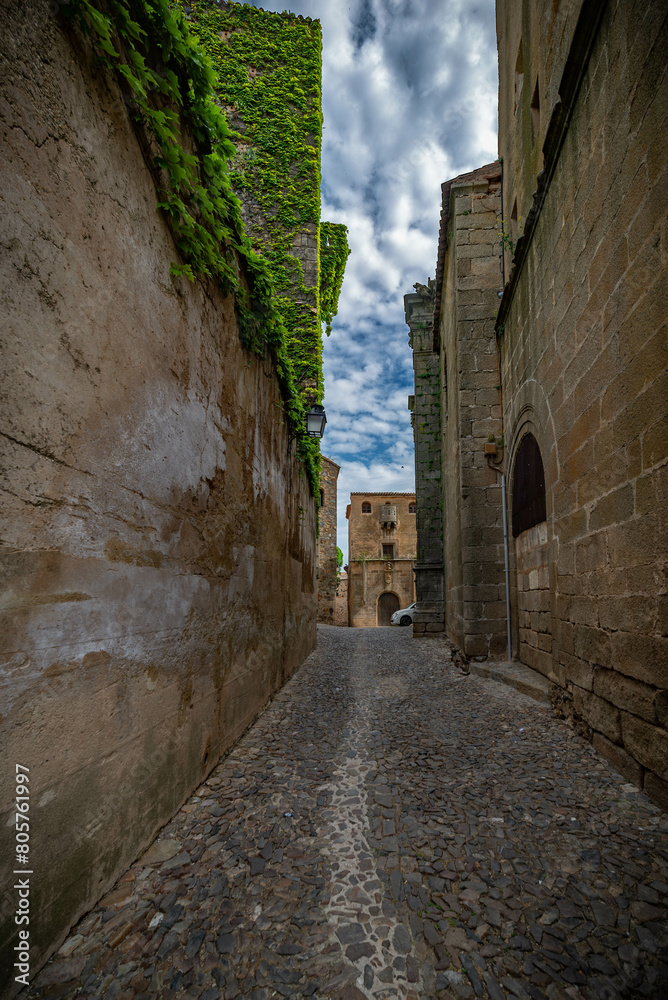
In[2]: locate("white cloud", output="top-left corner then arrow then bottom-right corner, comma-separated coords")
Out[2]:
258,0 -> 498,555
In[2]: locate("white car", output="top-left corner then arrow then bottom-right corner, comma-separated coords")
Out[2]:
390,603 -> 416,626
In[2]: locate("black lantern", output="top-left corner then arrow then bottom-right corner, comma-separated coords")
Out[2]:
306,404 -> 327,438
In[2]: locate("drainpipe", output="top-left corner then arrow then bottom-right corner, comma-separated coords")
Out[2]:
500,157 -> 506,287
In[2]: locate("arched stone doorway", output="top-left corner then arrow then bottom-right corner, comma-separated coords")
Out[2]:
512,433 -> 550,676
512,432 -> 546,537
377,592 -> 399,626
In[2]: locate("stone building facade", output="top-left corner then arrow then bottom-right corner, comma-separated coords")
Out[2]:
405,162 -> 508,650
316,456 -> 339,625
0,1 -> 340,988
347,494 -> 417,627
408,0 -> 668,806
495,0 -> 668,806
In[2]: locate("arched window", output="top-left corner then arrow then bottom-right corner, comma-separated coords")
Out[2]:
361,501 -> 371,513
512,433 -> 546,537
320,488 -> 325,507
408,502 -> 416,514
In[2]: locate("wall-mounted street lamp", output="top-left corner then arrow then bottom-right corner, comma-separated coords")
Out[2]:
306,404 -> 327,438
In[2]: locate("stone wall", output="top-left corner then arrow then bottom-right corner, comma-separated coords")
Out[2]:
432,165 -> 508,659
515,522 -> 552,674
335,570 -> 349,626
0,2 -> 317,988
347,495 -> 416,627
496,0 -> 584,282
317,456 -> 339,624
404,284 -> 445,637
497,0 -> 668,807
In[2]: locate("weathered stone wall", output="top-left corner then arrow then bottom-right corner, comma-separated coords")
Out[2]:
497,0 -> 668,806
495,0 -> 583,280
405,286 -> 445,637
435,166 -> 507,659
335,570 -> 349,626
515,522 -> 552,673
347,495 -> 416,627
317,456 -> 339,624
439,227 -> 465,647
0,2 -> 316,988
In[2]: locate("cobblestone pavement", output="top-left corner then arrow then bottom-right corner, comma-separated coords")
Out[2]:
29,626 -> 668,1000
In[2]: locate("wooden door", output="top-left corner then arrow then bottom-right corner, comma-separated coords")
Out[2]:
377,592 -> 399,626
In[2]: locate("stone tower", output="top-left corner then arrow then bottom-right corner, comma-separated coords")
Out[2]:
404,279 -> 445,637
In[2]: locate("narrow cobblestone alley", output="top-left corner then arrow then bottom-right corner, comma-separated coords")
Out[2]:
28,627 -> 668,1000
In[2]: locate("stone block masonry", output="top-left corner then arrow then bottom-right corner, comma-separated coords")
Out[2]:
409,163 -> 507,657
0,0 -> 321,990
317,456 -> 340,625
404,283 -> 445,636
496,0 -> 668,808
335,570 -> 349,626
516,522 -> 552,677
443,167 -> 506,660
408,0 -> 668,808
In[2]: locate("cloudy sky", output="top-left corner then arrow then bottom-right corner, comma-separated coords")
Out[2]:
262,0 -> 499,556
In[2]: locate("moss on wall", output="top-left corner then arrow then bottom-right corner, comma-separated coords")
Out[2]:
62,0 -> 348,492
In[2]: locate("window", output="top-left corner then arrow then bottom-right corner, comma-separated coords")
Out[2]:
408,502 -> 416,514
361,502 -> 371,513
512,433 -> 546,537
320,488 -> 324,507
382,544 -> 394,558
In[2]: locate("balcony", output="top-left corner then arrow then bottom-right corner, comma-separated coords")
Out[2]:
379,504 -> 397,527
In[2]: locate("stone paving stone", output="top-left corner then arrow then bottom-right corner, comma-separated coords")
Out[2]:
28,626 -> 668,1000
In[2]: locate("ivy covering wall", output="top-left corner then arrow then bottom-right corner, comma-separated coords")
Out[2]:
62,0 -> 348,493
182,4 -> 350,394
319,221 -> 351,337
